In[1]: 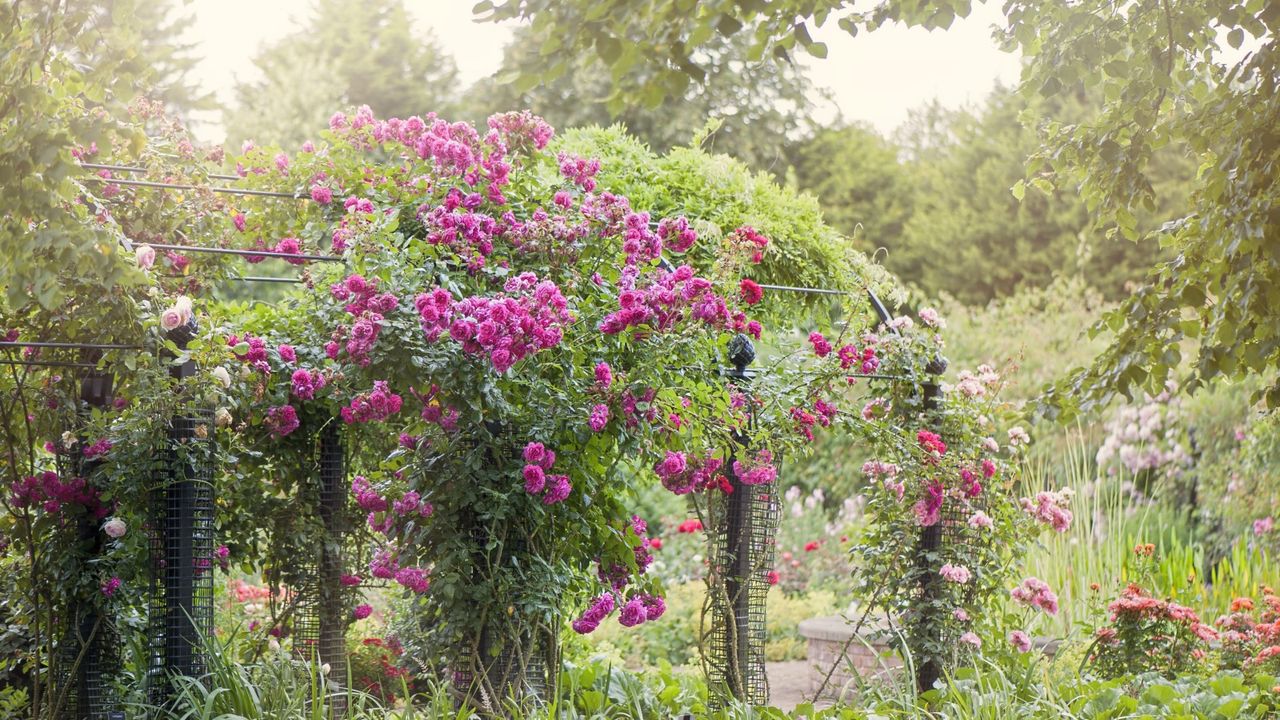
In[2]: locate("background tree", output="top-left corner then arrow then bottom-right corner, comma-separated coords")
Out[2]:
226,0 -> 458,148
786,122 -> 913,261
471,26 -> 817,173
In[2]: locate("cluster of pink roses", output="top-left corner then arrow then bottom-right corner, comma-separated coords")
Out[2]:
415,273 -> 573,373
290,368 -> 326,400
227,333 -> 272,375
341,381 -> 403,424
599,264 -> 748,337
1020,488 -> 1074,532
520,442 -> 571,504
1010,576 -> 1059,615
9,471 -> 107,517
654,451 -> 728,496
327,275 -> 398,366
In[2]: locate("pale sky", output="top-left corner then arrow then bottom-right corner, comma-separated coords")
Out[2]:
182,0 -> 1021,143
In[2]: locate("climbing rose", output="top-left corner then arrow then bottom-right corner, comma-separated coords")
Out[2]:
594,361 -> 613,388
102,518 -> 126,538
353,604 -> 373,620
618,597 -> 647,627
310,183 -> 333,204
522,464 -> 546,494
808,331 -> 832,357
940,563 -> 971,584
959,632 -> 981,648
135,245 -> 156,269
265,405 -> 300,437
101,577 -> 122,597
739,278 -> 763,305
588,403 -> 609,432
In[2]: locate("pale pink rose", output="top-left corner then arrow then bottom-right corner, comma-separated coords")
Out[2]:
959,632 -> 982,648
135,245 -> 156,269
1009,630 -> 1032,653
160,308 -> 183,331
102,518 -> 126,538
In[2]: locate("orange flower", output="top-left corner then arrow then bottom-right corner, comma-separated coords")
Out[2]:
1232,597 -> 1255,613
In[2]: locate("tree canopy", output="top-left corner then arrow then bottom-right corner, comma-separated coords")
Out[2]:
226,0 -> 458,148
474,0 -> 1280,412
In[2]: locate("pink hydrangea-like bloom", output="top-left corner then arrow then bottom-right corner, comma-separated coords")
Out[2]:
981,436 -> 999,453
954,608 -> 969,622
353,604 -> 373,620
589,403 -> 609,432
351,476 -> 388,512
1254,516 -> 1274,536
940,563 -> 971,584
641,594 -> 666,621
1009,630 -> 1032,653
918,307 -> 945,328
959,632 -> 981,648
732,449 -> 777,486
340,574 -> 362,587
278,344 -> 296,363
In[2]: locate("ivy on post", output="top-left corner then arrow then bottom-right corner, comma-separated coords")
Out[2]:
147,319 -> 215,705
705,333 -> 778,707
912,355 -> 948,694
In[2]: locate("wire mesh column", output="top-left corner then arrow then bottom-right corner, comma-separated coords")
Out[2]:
147,322 -> 216,706
54,368 -> 117,719
705,333 -> 778,707
292,420 -> 350,715
913,357 -> 948,693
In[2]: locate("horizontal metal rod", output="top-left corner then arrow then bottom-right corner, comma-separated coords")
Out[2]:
0,341 -> 141,350
0,359 -> 101,369
146,242 -> 343,263
82,175 -> 304,199
81,162 -> 242,182
759,283 -> 847,297
232,275 -> 303,283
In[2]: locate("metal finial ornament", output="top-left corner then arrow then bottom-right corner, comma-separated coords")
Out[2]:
728,333 -> 756,371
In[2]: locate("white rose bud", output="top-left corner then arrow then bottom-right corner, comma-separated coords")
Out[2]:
102,518 -> 127,538
214,407 -> 232,428
135,244 -> 156,269
211,366 -> 232,388
321,663 -> 331,676
174,295 -> 194,324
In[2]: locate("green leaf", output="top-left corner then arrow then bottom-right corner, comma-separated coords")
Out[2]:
1011,179 -> 1026,201
1227,27 -> 1244,49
